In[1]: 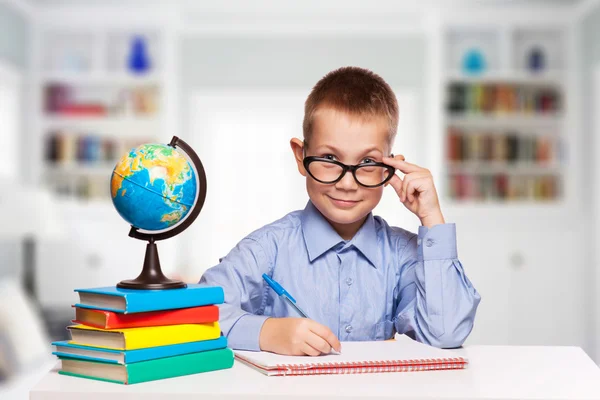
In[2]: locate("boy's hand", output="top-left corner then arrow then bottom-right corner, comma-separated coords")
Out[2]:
383,155 -> 445,228
259,317 -> 342,356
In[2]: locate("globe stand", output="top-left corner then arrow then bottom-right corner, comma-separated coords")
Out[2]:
116,136 -> 207,290
117,238 -> 186,290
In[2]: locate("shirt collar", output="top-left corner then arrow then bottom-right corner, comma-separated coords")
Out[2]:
350,212 -> 379,268
300,201 -> 379,268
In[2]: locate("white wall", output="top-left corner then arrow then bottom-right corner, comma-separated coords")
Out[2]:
182,90 -> 421,278
177,33 -> 429,278
0,2 -> 29,280
0,3 -> 29,69
581,1 -> 600,363
0,60 -> 23,279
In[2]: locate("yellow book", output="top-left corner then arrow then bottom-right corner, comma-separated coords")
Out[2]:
67,323 -> 221,350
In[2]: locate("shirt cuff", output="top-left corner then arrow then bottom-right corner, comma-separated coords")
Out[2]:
417,223 -> 458,261
226,313 -> 270,351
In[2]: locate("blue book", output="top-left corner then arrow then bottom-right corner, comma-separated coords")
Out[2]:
52,336 -> 228,364
74,284 -> 224,313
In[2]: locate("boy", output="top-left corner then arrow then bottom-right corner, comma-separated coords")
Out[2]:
199,66 -> 480,356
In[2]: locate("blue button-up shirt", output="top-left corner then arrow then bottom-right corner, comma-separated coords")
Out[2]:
199,201 -> 480,351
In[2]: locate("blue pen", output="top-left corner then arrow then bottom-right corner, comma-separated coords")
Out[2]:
262,273 -> 342,355
262,273 -> 309,318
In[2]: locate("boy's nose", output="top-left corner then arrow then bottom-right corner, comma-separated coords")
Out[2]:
335,170 -> 359,191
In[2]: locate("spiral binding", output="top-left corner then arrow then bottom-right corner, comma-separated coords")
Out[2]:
237,355 -> 468,376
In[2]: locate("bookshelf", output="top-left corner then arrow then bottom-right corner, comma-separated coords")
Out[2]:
437,19 -> 586,351
30,23 -> 181,313
442,26 -> 567,204
34,29 -> 164,206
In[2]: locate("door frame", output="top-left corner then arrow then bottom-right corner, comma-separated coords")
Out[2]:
593,65 -> 600,363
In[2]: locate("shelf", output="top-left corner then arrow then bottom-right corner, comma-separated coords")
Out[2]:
43,116 -> 161,134
445,70 -> 565,85
41,71 -> 161,85
36,28 -> 165,211
513,28 -> 564,72
446,114 -> 562,127
44,162 -> 116,175
55,197 -> 117,216
446,162 -> 561,175
445,28 -> 500,72
442,200 -> 570,221
445,199 -> 564,207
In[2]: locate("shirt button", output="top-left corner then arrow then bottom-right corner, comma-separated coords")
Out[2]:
345,325 -> 353,333
426,238 -> 435,247
346,277 -> 353,286
417,238 -> 422,245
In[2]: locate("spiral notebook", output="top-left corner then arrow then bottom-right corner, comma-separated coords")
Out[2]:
234,334 -> 467,376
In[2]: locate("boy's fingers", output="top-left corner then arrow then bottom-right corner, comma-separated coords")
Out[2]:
306,332 -> 332,354
386,174 -> 403,197
406,177 -> 428,202
383,157 -> 421,173
301,342 -> 322,357
388,175 -> 409,203
310,323 -> 342,353
402,172 -> 429,198
402,173 -> 414,199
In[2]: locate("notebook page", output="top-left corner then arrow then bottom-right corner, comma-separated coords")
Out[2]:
234,334 -> 460,368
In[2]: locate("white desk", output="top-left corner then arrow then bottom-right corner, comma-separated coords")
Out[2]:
30,345 -> 600,400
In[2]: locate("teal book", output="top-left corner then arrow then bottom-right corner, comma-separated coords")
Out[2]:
59,348 -> 234,384
74,284 -> 224,313
52,336 -> 228,364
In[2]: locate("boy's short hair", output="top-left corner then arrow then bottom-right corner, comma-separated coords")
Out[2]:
303,66 -> 399,147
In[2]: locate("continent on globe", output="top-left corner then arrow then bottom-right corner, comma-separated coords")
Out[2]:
111,143 -> 197,231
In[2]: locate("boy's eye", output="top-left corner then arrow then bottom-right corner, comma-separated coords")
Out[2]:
361,157 -> 376,164
323,154 -> 338,161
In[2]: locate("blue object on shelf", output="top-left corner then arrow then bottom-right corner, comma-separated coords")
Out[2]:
528,47 -> 545,72
462,48 -> 486,75
127,35 -> 151,74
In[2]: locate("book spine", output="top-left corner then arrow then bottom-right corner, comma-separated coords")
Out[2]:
125,286 -> 225,313
125,336 -> 228,363
105,312 -> 117,329
123,322 -> 221,350
104,306 -> 220,329
127,348 -> 234,384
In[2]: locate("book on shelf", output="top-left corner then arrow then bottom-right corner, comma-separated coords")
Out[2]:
446,82 -> 561,114
446,128 -> 556,164
45,132 -> 115,164
447,173 -> 559,201
44,83 -> 159,117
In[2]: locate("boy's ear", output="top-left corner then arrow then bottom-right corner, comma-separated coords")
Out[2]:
290,138 -> 307,177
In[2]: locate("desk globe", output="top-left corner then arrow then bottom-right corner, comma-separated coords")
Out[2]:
110,136 -> 206,290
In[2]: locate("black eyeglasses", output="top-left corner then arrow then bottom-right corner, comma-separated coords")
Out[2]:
303,156 -> 395,188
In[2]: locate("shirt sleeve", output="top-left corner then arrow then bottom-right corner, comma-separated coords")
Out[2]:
198,236 -> 271,351
393,223 -> 481,348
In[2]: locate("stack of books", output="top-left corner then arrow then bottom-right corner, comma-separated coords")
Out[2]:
51,284 -> 233,384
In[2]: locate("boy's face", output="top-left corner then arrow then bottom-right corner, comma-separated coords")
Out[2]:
291,107 -> 392,236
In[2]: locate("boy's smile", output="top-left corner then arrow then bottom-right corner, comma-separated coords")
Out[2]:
291,107 -> 392,240
327,197 -> 360,208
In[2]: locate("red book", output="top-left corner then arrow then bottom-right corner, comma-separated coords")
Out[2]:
58,104 -> 107,116
72,305 -> 219,329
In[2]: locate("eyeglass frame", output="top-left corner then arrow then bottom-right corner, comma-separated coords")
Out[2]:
302,155 -> 396,188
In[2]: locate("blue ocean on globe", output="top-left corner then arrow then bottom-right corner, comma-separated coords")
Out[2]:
110,143 -> 197,231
